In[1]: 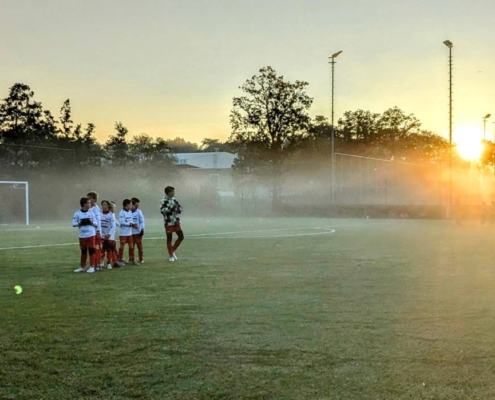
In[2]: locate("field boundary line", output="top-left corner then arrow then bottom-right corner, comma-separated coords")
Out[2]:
0,227 -> 338,250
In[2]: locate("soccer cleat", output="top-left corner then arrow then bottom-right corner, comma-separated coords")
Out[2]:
169,257 -> 175,262
95,266 -> 103,272
173,252 -> 178,260
74,267 -> 85,273
107,263 -> 113,270
131,260 -> 140,266
139,259 -> 144,264
86,267 -> 95,273
113,262 -> 121,269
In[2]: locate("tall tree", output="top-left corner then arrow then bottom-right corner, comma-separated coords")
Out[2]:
105,122 -> 130,166
0,83 -> 58,165
337,110 -> 381,145
59,99 -> 73,138
200,138 -> 232,153
229,66 -> 313,210
54,99 -> 100,165
167,137 -> 199,153
128,134 -> 175,167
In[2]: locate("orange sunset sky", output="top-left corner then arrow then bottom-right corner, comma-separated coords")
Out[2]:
1,0 -> 495,145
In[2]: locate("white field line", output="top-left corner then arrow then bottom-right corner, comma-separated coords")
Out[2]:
0,227 -> 73,232
0,242 -> 79,250
146,227 -> 336,240
0,227 -> 336,251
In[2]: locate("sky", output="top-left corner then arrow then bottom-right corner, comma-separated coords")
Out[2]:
1,0 -> 495,145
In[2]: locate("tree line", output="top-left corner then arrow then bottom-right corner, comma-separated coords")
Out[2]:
1,67 -> 476,175
0,83 -> 227,169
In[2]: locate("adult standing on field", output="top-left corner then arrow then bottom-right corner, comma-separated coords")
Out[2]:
160,186 -> 184,262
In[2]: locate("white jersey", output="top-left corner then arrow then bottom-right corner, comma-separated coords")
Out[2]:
100,211 -> 116,240
132,209 -> 145,235
89,204 -> 102,233
72,209 -> 97,238
112,212 -> 120,227
119,209 -> 134,237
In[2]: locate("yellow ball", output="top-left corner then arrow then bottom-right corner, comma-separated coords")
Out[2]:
14,285 -> 23,295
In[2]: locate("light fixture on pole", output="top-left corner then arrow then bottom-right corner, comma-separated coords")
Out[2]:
483,114 -> 491,140
443,40 -> 453,216
329,50 -> 343,205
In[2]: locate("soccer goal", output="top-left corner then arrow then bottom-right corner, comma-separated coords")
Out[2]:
0,181 -> 30,225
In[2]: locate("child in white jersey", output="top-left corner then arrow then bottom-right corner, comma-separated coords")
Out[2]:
109,201 -> 120,266
72,197 -> 98,273
100,200 -> 117,269
131,197 -> 145,265
87,191 -> 102,271
118,199 -> 137,266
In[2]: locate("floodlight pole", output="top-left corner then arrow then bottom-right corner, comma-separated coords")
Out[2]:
443,40 -> 453,217
329,50 -> 343,205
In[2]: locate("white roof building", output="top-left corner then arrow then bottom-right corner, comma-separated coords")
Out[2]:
175,152 -> 236,169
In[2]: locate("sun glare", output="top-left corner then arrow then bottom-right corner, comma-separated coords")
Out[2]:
454,126 -> 484,161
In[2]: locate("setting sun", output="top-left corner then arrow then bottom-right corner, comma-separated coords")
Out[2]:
454,126 -> 484,161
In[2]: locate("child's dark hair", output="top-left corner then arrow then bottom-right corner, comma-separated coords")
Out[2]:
131,197 -> 140,204
123,199 -> 132,208
87,191 -> 98,200
165,186 -> 175,195
101,200 -> 110,207
80,197 -> 90,207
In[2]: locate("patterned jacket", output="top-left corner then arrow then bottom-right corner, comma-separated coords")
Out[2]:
160,196 -> 183,227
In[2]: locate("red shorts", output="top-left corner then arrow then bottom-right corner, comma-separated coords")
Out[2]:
79,236 -> 96,249
119,236 -> 133,246
165,224 -> 182,234
132,234 -> 143,243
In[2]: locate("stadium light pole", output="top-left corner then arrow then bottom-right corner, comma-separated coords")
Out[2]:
443,40 -> 453,217
483,114 -> 491,140
329,50 -> 343,205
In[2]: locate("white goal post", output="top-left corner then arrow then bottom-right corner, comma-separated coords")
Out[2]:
0,181 -> 29,225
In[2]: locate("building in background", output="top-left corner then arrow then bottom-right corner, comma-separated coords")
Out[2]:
175,152 -> 237,197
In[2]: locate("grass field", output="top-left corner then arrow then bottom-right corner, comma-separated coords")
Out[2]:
2,217 -> 495,399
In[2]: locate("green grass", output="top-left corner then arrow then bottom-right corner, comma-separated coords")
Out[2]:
1,217 -> 495,399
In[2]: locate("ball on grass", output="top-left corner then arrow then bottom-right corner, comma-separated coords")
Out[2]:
14,285 -> 23,295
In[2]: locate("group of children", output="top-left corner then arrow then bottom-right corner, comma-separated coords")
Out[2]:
72,186 -> 185,272
72,192 -> 146,273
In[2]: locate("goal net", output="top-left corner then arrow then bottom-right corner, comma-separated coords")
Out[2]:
0,181 -> 30,225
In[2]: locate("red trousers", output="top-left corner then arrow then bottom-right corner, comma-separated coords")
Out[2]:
119,236 -> 134,261
102,239 -> 117,264
133,234 -> 144,262
79,236 -> 96,268
165,224 -> 184,257
95,235 -> 102,266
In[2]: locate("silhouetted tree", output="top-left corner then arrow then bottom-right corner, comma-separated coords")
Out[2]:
229,66 -> 313,210
167,137 -> 199,153
0,83 -> 58,165
128,134 -> 176,167
200,138 -> 233,153
105,122 -> 130,166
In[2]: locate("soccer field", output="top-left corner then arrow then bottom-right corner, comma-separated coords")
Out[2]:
1,217 -> 495,399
